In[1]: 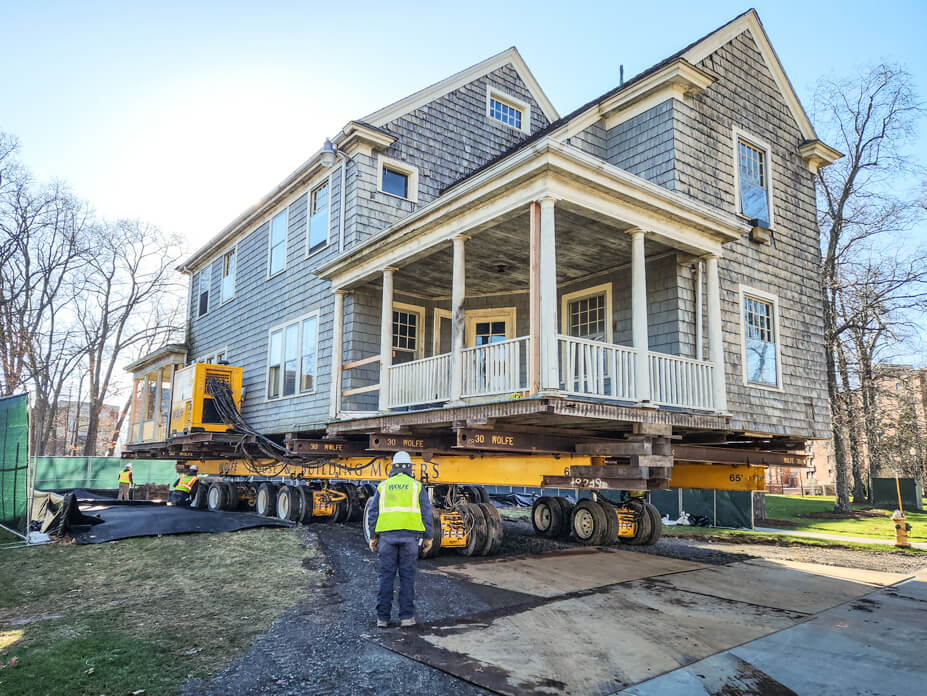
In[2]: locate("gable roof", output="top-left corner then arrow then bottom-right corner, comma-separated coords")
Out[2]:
443,9 -> 825,196
361,47 -> 559,127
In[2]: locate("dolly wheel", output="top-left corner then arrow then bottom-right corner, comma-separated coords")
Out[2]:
420,509 -> 443,559
628,501 -> 653,545
531,496 -> 562,538
206,482 -> 227,512
276,485 -> 302,522
223,482 -> 240,511
479,502 -> 504,555
298,487 -> 314,525
255,483 -> 278,517
644,502 -> 662,545
553,497 -> 574,539
571,499 -> 608,545
596,500 -> 619,545
459,503 -> 488,557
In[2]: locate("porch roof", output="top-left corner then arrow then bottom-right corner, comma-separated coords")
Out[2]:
314,138 -> 750,290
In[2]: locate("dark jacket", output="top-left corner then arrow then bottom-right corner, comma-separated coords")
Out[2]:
367,472 -> 434,539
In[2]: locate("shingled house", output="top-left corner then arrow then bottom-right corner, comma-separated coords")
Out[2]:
132,10 -> 840,472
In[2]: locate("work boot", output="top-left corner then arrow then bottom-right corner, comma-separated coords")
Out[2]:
377,618 -> 388,628
400,617 -> 416,627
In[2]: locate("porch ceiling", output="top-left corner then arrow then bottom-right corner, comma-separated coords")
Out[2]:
391,208 -> 672,298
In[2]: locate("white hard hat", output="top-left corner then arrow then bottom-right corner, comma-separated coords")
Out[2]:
392,451 -> 412,465
189,464 -> 198,472
125,463 -> 132,470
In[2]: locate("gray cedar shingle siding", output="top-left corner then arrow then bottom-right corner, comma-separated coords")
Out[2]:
670,29 -> 830,437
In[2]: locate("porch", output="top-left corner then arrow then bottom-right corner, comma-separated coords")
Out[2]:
319,140 -> 740,422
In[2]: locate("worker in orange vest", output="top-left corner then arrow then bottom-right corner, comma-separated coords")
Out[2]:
117,464 -> 134,501
169,465 -> 199,506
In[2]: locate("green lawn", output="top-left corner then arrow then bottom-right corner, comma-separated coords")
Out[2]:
762,494 -> 927,542
0,528 -> 321,696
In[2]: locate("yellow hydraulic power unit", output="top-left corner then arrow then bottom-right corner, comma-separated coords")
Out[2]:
170,363 -> 243,436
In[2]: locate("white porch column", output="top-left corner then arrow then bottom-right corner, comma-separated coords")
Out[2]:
705,255 -> 728,412
379,268 -> 396,411
538,197 -> 559,392
328,289 -> 346,419
630,228 -> 651,402
450,235 -> 469,401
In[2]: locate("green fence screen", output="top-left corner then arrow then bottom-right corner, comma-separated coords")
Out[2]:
0,394 -> 30,537
871,477 -> 923,511
34,457 -> 178,490
648,488 -> 755,529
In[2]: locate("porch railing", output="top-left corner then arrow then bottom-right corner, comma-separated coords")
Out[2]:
461,337 -> 527,397
649,352 -> 714,410
558,334 -> 637,400
387,353 -> 451,408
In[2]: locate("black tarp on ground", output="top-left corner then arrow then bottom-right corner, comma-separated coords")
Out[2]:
72,503 -> 294,544
31,491 -> 104,536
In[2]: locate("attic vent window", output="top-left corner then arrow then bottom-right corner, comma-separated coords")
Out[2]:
486,86 -> 530,134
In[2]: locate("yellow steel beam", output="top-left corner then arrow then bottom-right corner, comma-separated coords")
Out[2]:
193,455 -> 765,491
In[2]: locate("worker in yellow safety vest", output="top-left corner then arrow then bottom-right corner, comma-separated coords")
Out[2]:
168,465 -> 199,506
117,464 -> 134,501
365,451 -> 434,628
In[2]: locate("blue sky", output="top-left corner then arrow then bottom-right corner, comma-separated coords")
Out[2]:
2,0 -> 925,255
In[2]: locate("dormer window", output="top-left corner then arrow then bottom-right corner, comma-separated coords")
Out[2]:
377,155 -> 419,203
486,86 -> 530,134
733,129 -> 774,230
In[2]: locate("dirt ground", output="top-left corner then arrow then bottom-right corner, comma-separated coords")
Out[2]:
181,512 -> 926,696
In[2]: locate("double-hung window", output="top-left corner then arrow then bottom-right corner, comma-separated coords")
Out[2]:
736,135 -> 771,229
561,284 -> 612,342
221,249 -> 235,302
268,209 -> 287,276
742,292 -> 779,387
197,265 -> 211,317
308,182 -> 329,253
391,303 -> 424,364
267,312 -> 320,399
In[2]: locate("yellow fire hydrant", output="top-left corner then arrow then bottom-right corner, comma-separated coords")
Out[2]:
891,510 -> 911,548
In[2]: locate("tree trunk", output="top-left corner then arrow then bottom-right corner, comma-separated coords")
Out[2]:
836,344 -> 866,501
106,391 -> 133,456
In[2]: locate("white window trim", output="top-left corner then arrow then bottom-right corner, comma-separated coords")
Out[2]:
732,126 -> 775,229
486,84 -> 531,135
198,347 -> 229,364
377,155 -> 419,204
738,284 -> 783,392
392,301 -> 426,360
560,283 -> 613,343
266,207 -> 289,280
220,245 -> 238,305
197,263 -> 213,319
433,308 -> 452,356
265,310 -> 321,402
464,307 -> 517,346
305,173 -> 333,260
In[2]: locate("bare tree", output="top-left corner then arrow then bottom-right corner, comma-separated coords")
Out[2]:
814,63 -> 924,512
76,219 -> 184,455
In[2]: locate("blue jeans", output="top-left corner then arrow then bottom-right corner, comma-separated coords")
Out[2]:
376,534 -> 419,621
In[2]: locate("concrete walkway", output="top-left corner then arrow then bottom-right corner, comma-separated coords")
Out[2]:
753,526 -> 927,550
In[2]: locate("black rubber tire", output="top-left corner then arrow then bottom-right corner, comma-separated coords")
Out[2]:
629,501 -> 653,545
644,502 -> 662,545
223,482 -> 240,511
596,499 -> 619,546
531,496 -> 562,538
206,482 -> 227,512
474,486 -> 489,504
255,483 -> 278,517
276,485 -> 302,522
189,484 -> 206,509
363,496 -> 376,544
571,499 -> 608,545
298,487 -> 314,525
420,509 -> 443,559
336,483 -> 362,522
459,503 -> 488,557
553,497 -> 574,539
330,486 -> 349,524
478,502 -> 504,555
